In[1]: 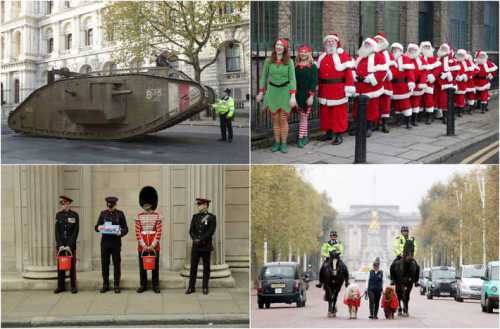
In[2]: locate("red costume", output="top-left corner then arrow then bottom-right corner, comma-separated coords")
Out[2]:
474,50 -> 498,106
453,49 -> 469,110
374,33 -> 394,120
390,43 -> 416,118
407,43 -> 427,118
317,34 -> 355,134
135,212 -> 163,252
465,55 -> 478,107
420,41 -> 439,116
381,293 -> 399,310
434,44 -> 460,117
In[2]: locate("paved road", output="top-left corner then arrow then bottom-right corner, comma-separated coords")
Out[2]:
251,281 -> 498,328
1,123 -> 249,164
444,133 -> 499,164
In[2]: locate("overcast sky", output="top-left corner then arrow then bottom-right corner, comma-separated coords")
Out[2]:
300,165 -> 485,214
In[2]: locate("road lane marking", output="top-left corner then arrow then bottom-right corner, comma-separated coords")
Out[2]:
474,147 -> 499,164
460,140 -> 499,164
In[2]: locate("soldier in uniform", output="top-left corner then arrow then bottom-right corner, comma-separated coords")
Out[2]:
54,195 -> 79,294
389,226 -> 420,287
186,198 -> 217,295
316,230 -> 349,288
95,196 -> 128,293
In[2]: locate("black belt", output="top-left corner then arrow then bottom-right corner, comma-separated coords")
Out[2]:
319,78 -> 346,84
356,76 -> 365,83
392,78 -> 408,83
475,76 -> 488,80
269,81 -> 290,88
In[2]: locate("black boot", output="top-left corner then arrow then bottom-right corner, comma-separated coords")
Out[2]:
481,103 -> 486,113
485,102 -> 489,112
332,134 -> 343,145
456,107 -> 462,117
405,116 -> 412,129
319,130 -> 333,141
441,114 -> 447,124
381,117 -> 389,133
366,122 -> 372,138
348,122 -> 357,136
411,113 -> 418,127
396,115 -> 403,126
100,282 -> 110,293
425,112 -> 432,125
468,105 -> 473,115
136,286 -> 146,293
114,285 -> 121,294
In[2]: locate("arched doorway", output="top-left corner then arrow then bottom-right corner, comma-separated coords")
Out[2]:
79,64 -> 92,74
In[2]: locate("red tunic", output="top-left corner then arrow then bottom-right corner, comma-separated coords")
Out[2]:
391,55 -> 415,100
135,212 -> 163,252
316,51 -> 355,105
474,60 -> 498,92
381,294 -> 399,310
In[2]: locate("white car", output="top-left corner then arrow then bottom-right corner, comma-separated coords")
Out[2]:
455,264 -> 484,302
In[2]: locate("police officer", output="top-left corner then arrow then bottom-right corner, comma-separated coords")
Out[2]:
186,198 -> 216,295
95,196 -> 128,293
212,88 -> 235,143
316,230 -> 349,288
390,225 -> 420,286
54,195 -> 79,294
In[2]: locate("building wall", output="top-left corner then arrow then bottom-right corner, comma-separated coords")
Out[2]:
1,165 -> 249,275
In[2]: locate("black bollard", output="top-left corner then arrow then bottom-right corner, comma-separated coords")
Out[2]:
354,95 -> 369,164
446,88 -> 455,136
47,70 -> 55,84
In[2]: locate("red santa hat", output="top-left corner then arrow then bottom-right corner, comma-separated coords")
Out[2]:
374,32 -> 389,45
390,42 -> 404,51
407,43 -> 419,52
419,41 -> 433,49
276,38 -> 289,49
456,49 -> 467,57
475,50 -> 488,59
297,44 -> 312,53
363,37 -> 378,50
323,33 -> 344,54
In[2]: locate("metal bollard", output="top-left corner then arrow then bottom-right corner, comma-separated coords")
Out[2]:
354,95 -> 370,164
446,88 -> 455,136
47,70 -> 55,84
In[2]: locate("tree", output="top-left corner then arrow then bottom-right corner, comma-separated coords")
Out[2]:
102,1 -> 248,82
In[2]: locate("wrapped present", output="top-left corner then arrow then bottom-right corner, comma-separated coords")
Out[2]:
99,222 -> 121,235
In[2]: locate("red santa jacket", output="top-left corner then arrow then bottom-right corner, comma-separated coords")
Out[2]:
354,52 -> 386,99
474,60 -> 498,92
465,58 -> 478,93
135,212 -> 162,252
454,60 -> 469,95
435,55 -> 459,91
316,50 -> 355,106
423,55 -> 440,94
390,55 -> 416,100
408,56 -> 427,97
380,49 -> 395,96
381,293 -> 399,310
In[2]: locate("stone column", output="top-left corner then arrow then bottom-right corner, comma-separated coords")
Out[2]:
278,2 -> 291,39
181,166 -> 234,287
22,166 -> 61,279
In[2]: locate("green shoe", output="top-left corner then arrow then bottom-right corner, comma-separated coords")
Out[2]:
280,143 -> 289,153
297,138 -> 304,148
303,136 -> 309,145
271,141 -> 280,152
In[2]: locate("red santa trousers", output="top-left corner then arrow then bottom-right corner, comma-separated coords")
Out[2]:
320,104 -> 348,133
379,94 -> 391,118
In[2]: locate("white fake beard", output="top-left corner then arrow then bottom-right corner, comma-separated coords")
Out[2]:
407,51 -> 418,59
437,48 -> 448,58
358,45 -> 372,58
392,51 -> 401,59
477,57 -> 487,65
325,45 -> 336,54
422,49 -> 433,58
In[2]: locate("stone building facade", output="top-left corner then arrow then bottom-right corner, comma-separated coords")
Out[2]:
1,165 -> 249,287
1,0 -> 250,117
337,205 -> 420,272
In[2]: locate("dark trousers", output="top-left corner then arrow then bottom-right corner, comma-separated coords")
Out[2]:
138,250 -> 160,288
101,245 -> 121,286
219,114 -> 233,141
368,289 -> 382,317
188,250 -> 211,289
57,248 -> 77,289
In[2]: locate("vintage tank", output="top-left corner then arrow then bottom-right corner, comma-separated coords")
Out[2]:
7,67 -> 215,140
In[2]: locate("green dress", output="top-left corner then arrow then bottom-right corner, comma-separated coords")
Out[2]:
259,58 -> 297,113
295,63 -> 318,109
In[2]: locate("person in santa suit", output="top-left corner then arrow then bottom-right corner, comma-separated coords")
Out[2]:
373,33 -> 394,133
453,49 -> 469,118
419,41 -> 439,125
465,52 -> 478,114
353,37 -> 386,137
474,50 -> 498,113
406,43 -> 427,127
316,33 -> 355,145
295,44 -> 317,148
434,43 -> 460,124
389,43 -> 416,129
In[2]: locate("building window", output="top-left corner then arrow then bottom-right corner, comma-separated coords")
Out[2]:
1,36 -> 4,59
13,31 -> 21,58
80,64 -> 92,73
47,1 -> 53,14
290,1 -> 323,51
484,2 -> 498,51
1,1 -> 5,24
85,28 -> 93,47
65,33 -> 72,50
14,79 -> 20,103
64,1 -> 70,9
1,82 -> 4,105
418,2 -> 434,43
47,37 -> 53,53
251,1 -> 279,50
225,43 -> 241,72
219,2 -> 234,15
447,2 -> 469,50
360,2 -> 377,45
383,2 -> 401,44
12,1 -> 20,18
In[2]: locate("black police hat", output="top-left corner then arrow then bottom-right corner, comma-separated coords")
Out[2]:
224,88 -> 231,95
105,196 -> 119,203
196,198 -> 211,205
59,195 -> 73,203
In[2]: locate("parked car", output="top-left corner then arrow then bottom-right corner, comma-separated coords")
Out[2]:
419,268 -> 431,295
256,262 -> 307,309
480,261 -> 499,313
455,264 -> 484,302
426,266 -> 457,299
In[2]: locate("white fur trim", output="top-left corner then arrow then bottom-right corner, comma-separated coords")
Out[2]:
427,74 -> 435,84
415,57 -> 423,70
367,53 -> 376,73
418,83 -> 427,90
364,38 -> 378,49
454,90 -> 466,95
448,64 -> 461,72
426,60 -> 441,70
425,86 -> 434,94
338,48 -> 344,54
441,83 -> 457,90
386,70 -> 393,81
435,109 -> 443,118
465,87 -> 476,93
391,42 -> 404,51
315,52 -> 327,68
381,113 -> 390,118
408,82 -> 416,91
344,86 -> 356,96
467,100 -> 475,105
484,63 -> 498,73
412,107 -> 420,113
365,73 -> 378,86
356,87 -> 384,99
392,91 -> 412,100
383,51 -> 391,67
401,108 -> 412,116
383,89 -> 393,96
475,83 -> 491,91
413,90 -> 425,96
318,97 -> 348,106
323,34 -> 339,43
425,107 -> 435,113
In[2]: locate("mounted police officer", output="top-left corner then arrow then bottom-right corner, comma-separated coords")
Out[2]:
390,225 -> 420,287
316,230 -> 350,288
54,195 -> 79,294
95,196 -> 128,293
186,198 -> 217,295
212,88 -> 235,143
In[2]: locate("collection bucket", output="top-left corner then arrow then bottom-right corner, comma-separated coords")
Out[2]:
142,249 -> 157,270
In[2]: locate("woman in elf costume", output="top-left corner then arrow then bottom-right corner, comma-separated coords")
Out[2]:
295,44 -> 318,148
256,39 -> 297,153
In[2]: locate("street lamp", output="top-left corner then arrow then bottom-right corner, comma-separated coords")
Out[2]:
454,187 -> 463,267
476,173 -> 486,266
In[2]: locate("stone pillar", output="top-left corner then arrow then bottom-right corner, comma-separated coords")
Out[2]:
73,15 -> 81,54
469,2 -> 483,51
181,166 -> 234,287
278,1 -> 291,39
432,2 -> 448,46
54,21 -> 61,57
22,166 -> 61,279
